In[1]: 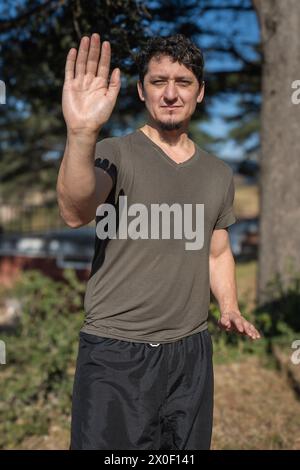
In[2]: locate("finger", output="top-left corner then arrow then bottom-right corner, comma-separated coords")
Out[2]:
244,323 -> 257,339
219,314 -> 231,328
97,41 -> 111,84
233,318 -> 245,334
107,68 -> 121,100
251,327 -> 261,339
246,322 -> 261,339
65,48 -> 77,80
86,33 -> 101,76
75,36 -> 90,77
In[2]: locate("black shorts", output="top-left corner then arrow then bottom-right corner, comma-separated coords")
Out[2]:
70,328 -> 214,450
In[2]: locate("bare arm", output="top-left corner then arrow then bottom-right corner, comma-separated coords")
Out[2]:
57,133 -> 113,227
56,33 -> 120,227
209,228 -> 261,340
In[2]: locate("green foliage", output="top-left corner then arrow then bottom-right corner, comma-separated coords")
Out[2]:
255,272 -> 300,339
0,269 -> 85,449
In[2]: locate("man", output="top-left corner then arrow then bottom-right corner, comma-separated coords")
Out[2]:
57,33 -> 261,450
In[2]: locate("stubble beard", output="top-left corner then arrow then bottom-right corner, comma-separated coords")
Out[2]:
157,119 -> 184,131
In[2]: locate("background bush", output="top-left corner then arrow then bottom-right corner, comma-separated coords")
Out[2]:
0,269 -> 85,449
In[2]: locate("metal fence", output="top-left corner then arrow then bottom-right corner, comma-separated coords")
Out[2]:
0,201 -> 65,234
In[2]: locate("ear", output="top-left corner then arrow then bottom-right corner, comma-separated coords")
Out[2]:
196,81 -> 205,103
137,80 -> 145,102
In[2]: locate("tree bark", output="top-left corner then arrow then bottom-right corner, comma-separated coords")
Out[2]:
253,0 -> 300,304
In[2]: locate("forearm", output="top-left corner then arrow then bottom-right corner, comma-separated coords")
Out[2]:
209,248 -> 240,315
56,131 -> 99,227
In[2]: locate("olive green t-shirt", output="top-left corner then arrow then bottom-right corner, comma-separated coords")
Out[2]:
81,129 -> 236,344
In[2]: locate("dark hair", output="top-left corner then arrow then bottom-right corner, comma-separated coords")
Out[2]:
134,34 -> 204,86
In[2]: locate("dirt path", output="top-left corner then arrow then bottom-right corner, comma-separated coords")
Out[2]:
19,355 -> 300,450
212,356 -> 300,449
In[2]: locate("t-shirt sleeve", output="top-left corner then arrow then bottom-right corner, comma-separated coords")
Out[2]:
94,137 -> 120,187
214,172 -> 237,229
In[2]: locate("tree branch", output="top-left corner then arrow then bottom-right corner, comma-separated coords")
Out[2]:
0,0 -> 66,33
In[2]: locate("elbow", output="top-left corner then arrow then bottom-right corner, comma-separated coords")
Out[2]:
56,191 -> 87,228
61,215 -> 86,229
65,219 -> 84,229
58,210 -> 86,229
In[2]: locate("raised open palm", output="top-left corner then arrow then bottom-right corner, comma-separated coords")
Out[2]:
62,33 -> 121,134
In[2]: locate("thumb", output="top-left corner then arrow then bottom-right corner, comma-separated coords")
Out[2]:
219,313 -> 231,328
107,67 -> 121,100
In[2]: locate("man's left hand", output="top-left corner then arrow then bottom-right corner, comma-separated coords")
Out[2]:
218,311 -> 261,340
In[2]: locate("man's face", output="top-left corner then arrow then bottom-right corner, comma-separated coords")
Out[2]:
137,55 -> 204,131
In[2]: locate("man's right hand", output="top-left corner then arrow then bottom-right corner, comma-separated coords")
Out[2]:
62,33 -> 121,136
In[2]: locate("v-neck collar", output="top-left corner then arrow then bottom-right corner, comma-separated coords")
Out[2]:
136,129 -> 200,169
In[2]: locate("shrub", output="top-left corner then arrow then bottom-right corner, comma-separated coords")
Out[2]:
0,269 -> 85,449
255,272 -> 300,339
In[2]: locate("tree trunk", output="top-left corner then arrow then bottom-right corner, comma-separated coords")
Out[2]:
253,0 -> 300,305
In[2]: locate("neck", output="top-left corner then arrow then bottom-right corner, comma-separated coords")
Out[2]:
140,118 -> 191,148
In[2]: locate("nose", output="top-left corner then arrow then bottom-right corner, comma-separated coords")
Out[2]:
163,81 -> 178,102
